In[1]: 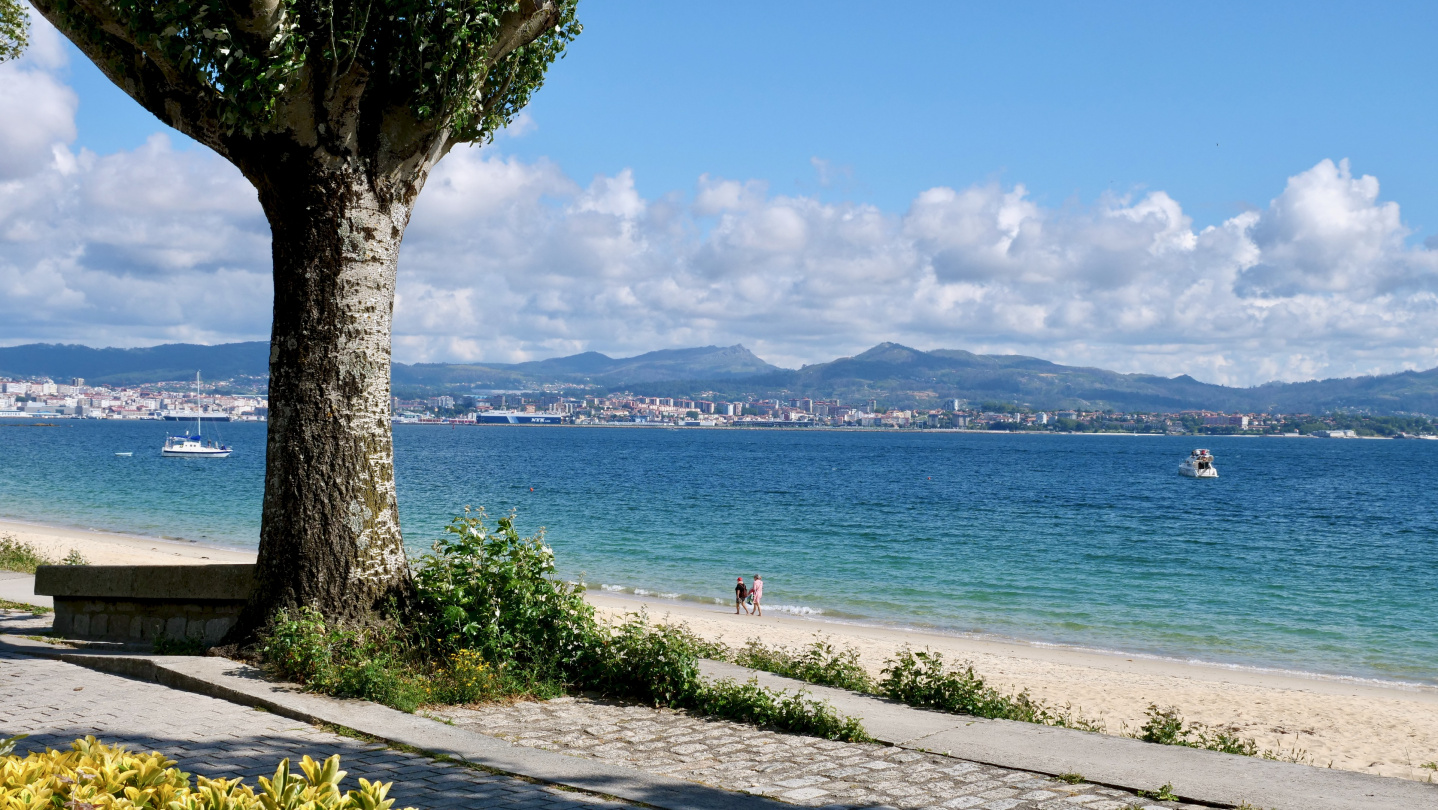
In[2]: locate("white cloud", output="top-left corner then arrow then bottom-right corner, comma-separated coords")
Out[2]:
0,13 -> 77,180
4,50 -> 1438,386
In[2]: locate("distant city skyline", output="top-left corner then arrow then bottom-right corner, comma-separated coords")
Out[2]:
2,2 -> 1436,386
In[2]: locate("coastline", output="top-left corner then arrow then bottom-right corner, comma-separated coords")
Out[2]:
0,517 -> 256,566
3,518 -> 1435,782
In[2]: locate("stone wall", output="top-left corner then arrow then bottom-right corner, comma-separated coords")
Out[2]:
35,564 -> 255,645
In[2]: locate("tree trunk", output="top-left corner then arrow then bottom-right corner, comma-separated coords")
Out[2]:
228,163 -> 417,642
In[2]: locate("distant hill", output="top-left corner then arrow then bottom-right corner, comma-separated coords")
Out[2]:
0,342 -> 269,384
390,345 -> 779,390
4,339 -> 1437,414
696,343 -> 1438,414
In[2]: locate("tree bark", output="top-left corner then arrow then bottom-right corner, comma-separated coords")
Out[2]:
229,161 -> 418,641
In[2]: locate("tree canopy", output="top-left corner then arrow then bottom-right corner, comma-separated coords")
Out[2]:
29,0 -> 578,183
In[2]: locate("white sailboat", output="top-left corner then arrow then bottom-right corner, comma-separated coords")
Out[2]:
161,372 -> 232,458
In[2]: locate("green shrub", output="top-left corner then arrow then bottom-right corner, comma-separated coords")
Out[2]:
414,509 -> 595,677
734,637 -> 874,692
0,535 -> 48,574
879,648 -> 1102,731
1134,704 -> 1259,756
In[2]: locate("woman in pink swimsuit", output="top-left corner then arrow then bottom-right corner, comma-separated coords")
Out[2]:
750,574 -> 763,616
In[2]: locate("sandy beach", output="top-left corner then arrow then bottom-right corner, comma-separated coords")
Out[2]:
3,518 -> 1435,783
0,518 -> 256,566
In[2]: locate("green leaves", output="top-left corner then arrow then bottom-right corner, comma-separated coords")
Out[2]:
0,0 -> 27,62
42,0 -> 577,142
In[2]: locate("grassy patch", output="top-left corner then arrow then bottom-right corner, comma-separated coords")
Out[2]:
0,535 -> 48,574
878,648 -> 1105,731
1134,782 -> 1179,801
0,598 -> 52,614
1055,772 -> 1086,784
1133,704 -> 1258,756
734,637 -> 874,692
258,509 -> 871,743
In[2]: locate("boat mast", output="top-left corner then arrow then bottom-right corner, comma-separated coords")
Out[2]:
195,370 -> 202,438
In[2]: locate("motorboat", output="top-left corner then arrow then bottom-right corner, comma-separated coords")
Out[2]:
1178,448 -> 1217,478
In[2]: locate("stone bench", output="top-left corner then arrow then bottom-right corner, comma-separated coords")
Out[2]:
34,564 -> 255,645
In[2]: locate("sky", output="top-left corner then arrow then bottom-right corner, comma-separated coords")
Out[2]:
2,1 -> 1437,386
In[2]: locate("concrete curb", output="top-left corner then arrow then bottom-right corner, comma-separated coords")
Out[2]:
696,659 -> 1438,810
0,635 -> 784,810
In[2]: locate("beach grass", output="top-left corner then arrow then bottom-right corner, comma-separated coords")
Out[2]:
734,637 -> 875,692
0,534 -> 49,574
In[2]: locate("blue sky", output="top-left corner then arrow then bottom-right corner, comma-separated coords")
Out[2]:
64,1 -> 1438,238
3,0 -> 1437,384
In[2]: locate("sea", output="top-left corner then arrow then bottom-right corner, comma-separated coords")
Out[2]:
2,419 -> 1435,687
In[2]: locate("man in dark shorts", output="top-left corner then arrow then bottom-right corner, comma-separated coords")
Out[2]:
735,576 -> 750,615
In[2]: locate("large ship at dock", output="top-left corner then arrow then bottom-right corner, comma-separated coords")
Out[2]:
478,410 -> 563,424
161,410 -> 231,422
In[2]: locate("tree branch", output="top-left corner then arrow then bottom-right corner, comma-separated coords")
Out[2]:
30,0 -> 232,157
484,0 -> 561,68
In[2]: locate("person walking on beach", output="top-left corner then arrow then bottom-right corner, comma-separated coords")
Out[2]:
735,576 -> 750,615
750,574 -> 763,617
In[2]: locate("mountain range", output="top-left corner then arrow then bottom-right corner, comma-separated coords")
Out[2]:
2,340 -> 1436,414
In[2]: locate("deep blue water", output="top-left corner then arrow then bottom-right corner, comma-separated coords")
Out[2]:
1,420 -> 1435,685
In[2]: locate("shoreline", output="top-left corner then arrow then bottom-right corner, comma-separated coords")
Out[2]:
3,519 -> 1436,781
589,585 -> 1438,693
585,590 -> 1438,700
0,517 -> 256,565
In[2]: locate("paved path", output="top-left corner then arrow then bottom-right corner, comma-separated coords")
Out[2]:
0,572 -> 50,608
433,698 -> 1178,810
0,649 -> 639,810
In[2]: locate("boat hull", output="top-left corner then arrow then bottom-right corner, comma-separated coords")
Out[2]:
161,448 -> 232,458
1178,464 -> 1218,478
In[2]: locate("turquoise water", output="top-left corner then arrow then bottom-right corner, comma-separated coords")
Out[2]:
1,420 -> 1435,685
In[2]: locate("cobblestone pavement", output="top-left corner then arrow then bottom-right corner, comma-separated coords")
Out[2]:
432,698 -> 1201,810
0,650 -> 638,810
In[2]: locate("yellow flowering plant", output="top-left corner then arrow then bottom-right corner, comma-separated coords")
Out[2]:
0,736 -> 414,810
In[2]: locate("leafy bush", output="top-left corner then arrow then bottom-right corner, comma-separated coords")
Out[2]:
414,509 -> 593,679
1134,704 -> 1259,756
0,535 -> 48,574
261,607 -> 427,712
0,736 -> 412,810
879,648 -> 1102,731
734,637 -> 874,692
